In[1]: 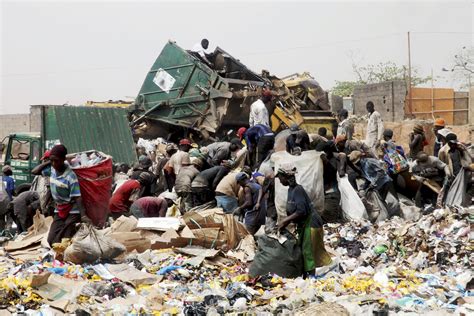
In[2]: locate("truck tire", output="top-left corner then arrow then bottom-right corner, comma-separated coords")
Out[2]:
15,183 -> 31,196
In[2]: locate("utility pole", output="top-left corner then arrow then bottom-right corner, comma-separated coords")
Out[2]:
407,31 -> 413,118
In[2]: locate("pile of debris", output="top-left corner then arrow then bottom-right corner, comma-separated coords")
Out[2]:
0,206 -> 472,315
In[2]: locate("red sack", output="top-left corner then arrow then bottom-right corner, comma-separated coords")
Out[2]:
72,154 -> 113,228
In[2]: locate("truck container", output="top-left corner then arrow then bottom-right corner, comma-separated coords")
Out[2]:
1,105 -> 136,192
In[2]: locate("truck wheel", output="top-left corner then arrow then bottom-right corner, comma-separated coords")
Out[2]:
15,183 -> 31,196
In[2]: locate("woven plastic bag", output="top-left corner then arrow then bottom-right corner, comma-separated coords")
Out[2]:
337,175 -> 368,220
64,224 -> 126,264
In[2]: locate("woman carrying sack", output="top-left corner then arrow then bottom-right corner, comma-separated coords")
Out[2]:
276,165 -> 333,274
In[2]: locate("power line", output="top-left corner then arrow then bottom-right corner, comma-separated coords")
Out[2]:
240,33 -> 404,56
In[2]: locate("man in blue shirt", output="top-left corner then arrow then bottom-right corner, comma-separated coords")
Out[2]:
2,165 -> 14,200
244,124 -> 274,168
46,145 -> 91,246
348,150 -> 397,201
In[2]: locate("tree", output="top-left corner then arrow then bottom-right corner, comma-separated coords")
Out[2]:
331,61 -> 432,96
444,46 -> 473,90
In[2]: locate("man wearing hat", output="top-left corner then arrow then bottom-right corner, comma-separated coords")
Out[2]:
130,155 -> 156,197
438,133 -> 472,178
249,89 -> 272,128
286,124 -> 310,155
348,150 -> 396,202
438,133 -> 472,206
276,165 -> 333,274
47,144 -> 90,246
166,139 -> 192,177
412,151 -> 451,207
433,118 -> 446,157
408,124 -> 427,160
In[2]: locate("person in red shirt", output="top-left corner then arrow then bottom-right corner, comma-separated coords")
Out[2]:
108,173 -> 152,219
130,192 -> 176,218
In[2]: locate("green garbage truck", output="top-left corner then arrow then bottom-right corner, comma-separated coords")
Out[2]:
129,40 -> 336,141
0,105 -> 137,194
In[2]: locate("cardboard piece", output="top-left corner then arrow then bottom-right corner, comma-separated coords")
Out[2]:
29,271 -> 52,288
106,263 -> 161,287
180,225 -> 196,239
161,228 -> 180,240
136,217 -> 181,231
110,215 -> 138,233
48,299 -> 70,313
35,274 -> 86,302
174,246 -> 220,258
108,232 -> 151,253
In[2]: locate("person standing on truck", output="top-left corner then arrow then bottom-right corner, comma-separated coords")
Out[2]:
365,101 -> 384,152
46,145 -> 91,246
249,90 -> 272,128
191,39 -> 213,66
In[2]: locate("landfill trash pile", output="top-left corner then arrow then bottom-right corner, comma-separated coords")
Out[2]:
0,206 -> 472,315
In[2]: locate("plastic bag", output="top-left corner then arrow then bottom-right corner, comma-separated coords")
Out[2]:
271,151 -> 324,221
385,192 -> 401,217
444,170 -> 467,207
249,232 -> 303,278
337,175 -> 367,220
364,189 -> 389,223
64,224 -> 126,264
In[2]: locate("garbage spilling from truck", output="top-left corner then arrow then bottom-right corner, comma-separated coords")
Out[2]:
0,204 -> 471,315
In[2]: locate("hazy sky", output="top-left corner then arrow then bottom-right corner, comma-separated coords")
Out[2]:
1,0 -> 472,114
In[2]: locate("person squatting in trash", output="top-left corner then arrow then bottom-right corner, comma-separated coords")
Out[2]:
275,165 -> 333,274
411,151 -> 451,208
47,144 -> 91,246
234,172 -> 264,235
190,161 -> 232,206
108,172 -> 154,219
348,150 -> 398,202
129,193 -> 176,218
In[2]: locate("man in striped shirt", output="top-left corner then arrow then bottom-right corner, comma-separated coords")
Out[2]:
46,145 -> 90,246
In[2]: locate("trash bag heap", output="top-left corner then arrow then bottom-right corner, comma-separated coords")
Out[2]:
0,204 -> 471,315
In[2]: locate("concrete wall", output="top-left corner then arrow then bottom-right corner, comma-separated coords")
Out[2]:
353,80 -> 407,122
0,114 -> 31,140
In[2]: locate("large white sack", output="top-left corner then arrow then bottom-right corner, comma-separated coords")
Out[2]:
271,151 -> 324,221
337,175 -> 368,220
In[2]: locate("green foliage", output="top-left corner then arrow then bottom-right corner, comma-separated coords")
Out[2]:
331,61 -> 432,97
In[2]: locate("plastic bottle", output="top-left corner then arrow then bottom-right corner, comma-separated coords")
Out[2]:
80,153 -> 89,166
